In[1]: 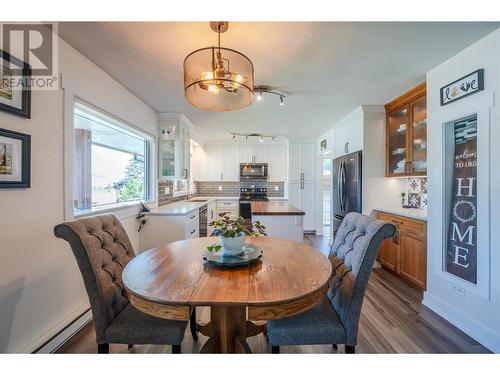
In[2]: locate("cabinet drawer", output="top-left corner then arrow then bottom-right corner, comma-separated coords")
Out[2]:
377,212 -> 426,238
185,217 -> 199,238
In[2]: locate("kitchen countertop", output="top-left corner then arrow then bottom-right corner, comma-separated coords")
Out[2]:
250,201 -> 305,216
146,196 -> 288,216
374,207 -> 427,221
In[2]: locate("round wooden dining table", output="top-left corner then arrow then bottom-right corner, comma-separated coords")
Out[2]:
122,236 -> 332,353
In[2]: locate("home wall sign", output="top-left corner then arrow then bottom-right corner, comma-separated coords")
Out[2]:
440,69 -> 484,106
446,114 -> 477,284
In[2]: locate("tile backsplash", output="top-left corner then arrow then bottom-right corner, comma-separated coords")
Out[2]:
406,177 -> 427,209
157,180 -> 285,207
194,181 -> 285,197
157,180 -> 174,206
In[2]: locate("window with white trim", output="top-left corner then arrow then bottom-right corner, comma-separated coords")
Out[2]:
73,102 -> 153,215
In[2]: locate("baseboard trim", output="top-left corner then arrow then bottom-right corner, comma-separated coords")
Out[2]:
423,292 -> 500,353
18,303 -> 91,354
34,308 -> 92,354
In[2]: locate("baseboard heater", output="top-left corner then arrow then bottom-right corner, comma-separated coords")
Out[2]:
34,309 -> 92,353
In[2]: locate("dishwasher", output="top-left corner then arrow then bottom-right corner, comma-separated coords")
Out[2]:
199,204 -> 208,237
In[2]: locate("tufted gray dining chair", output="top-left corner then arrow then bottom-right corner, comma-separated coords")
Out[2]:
54,214 -> 190,354
267,212 -> 396,354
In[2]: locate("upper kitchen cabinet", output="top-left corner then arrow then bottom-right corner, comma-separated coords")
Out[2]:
159,113 -> 198,180
385,82 -> 427,177
333,113 -> 363,158
239,145 -> 267,163
266,144 -> 287,181
204,145 -> 240,181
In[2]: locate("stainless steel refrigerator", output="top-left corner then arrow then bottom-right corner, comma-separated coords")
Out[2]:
331,151 -> 362,235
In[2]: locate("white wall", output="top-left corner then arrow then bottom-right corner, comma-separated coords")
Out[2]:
0,36 -> 158,353
424,28 -> 500,352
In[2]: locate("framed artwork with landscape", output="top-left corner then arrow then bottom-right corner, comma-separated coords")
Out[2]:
0,128 -> 30,188
0,49 -> 31,118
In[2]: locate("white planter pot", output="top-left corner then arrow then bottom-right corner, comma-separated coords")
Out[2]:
220,234 -> 245,255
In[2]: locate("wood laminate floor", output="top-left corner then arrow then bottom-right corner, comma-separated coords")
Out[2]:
57,235 -> 489,354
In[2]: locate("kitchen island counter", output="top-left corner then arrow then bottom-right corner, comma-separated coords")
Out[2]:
249,201 -> 305,216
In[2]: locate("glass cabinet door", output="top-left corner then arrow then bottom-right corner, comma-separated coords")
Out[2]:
411,97 -> 427,174
387,106 -> 409,176
160,139 -> 176,178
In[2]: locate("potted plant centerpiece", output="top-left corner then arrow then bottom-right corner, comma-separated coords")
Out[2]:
208,213 -> 266,255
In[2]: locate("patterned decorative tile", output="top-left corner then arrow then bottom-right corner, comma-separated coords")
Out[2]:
408,193 -> 421,208
408,178 -> 421,193
421,179 -> 428,194
420,193 -> 428,210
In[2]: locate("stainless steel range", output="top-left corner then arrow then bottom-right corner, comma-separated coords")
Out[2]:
239,187 -> 269,202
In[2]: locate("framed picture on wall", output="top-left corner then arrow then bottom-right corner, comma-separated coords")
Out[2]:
0,49 -> 32,118
0,128 -> 31,188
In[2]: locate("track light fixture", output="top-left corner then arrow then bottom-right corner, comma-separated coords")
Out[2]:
230,133 -> 277,143
253,85 -> 286,106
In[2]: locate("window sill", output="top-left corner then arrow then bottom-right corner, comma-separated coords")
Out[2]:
74,200 -> 154,220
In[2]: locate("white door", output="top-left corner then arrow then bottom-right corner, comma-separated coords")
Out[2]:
302,181 -> 315,231
221,146 -> 239,181
301,143 -> 316,181
239,146 -> 254,163
266,145 -> 286,181
205,145 -> 222,181
289,143 -> 302,181
252,145 -> 267,163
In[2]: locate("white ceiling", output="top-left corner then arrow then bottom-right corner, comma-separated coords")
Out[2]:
58,22 -> 499,140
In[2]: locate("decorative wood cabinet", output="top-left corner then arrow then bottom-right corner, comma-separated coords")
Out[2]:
377,211 -> 427,291
385,82 -> 427,177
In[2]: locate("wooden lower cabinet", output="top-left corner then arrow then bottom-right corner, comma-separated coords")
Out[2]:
377,212 -> 427,291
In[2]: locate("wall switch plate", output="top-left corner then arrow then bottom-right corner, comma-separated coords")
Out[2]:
274,186 -> 279,191
218,186 -> 222,191
164,187 -> 170,194
450,283 -> 466,298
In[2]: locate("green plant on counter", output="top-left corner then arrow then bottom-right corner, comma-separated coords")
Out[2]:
206,213 -> 267,252
210,212 -> 266,238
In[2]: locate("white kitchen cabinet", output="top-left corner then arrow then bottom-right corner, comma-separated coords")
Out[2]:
334,115 -> 363,158
289,142 -> 317,232
239,145 -> 267,163
301,181 -> 315,230
159,115 -> 191,179
266,144 -> 287,181
205,145 -> 222,181
139,210 -> 199,251
221,146 -> 240,181
207,200 -> 217,235
289,143 -> 302,181
191,144 -> 206,181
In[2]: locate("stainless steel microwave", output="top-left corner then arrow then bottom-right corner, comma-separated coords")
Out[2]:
239,163 -> 268,180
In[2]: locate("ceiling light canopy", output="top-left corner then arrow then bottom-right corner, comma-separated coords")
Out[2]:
184,22 -> 255,112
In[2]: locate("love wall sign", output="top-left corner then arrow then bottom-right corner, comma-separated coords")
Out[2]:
440,69 -> 484,106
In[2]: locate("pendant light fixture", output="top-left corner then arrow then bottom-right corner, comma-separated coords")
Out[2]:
184,22 -> 255,112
